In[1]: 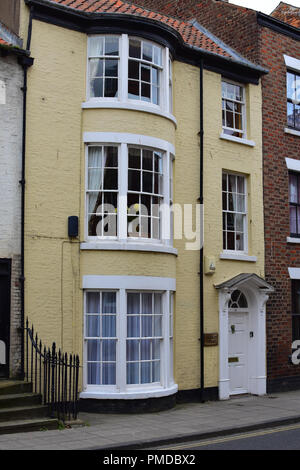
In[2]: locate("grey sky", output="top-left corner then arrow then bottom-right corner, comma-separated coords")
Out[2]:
230,0 -> 300,14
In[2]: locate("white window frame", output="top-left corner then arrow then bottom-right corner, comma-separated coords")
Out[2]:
83,132 -> 175,252
81,275 -> 177,399
222,171 -> 248,255
85,34 -> 174,121
221,79 -> 247,140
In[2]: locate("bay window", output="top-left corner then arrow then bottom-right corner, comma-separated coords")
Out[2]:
85,135 -> 174,247
82,277 -> 176,397
87,35 -> 173,116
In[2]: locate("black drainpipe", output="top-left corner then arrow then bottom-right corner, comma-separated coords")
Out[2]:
199,59 -> 204,402
19,7 -> 34,379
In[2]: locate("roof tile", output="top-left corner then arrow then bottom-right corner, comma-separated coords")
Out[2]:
44,0 -> 233,58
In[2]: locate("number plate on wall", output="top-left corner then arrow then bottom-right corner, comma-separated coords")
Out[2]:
228,357 -> 239,363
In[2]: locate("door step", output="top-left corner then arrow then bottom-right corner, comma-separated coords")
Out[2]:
0,418 -> 58,435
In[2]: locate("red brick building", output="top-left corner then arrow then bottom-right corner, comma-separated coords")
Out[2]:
134,0 -> 300,392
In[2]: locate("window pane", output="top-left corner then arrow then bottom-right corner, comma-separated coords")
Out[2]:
142,316 -> 152,337
104,78 -> 118,98
128,60 -> 139,79
129,39 -> 141,58
102,363 -> 116,385
102,316 -> 116,337
89,37 -> 103,56
102,339 -> 116,361
86,315 -> 100,337
105,37 -> 119,56
143,42 -> 153,62
127,340 -> 139,361
105,147 -> 118,167
287,72 -> 295,100
87,340 -> 101,361
89,59 -> 103,78
143,171 -> 153,193
288,102 -> 295,128
128,170 -> 141,191
141,362 -> 151,384
105,59 -> 118,77
142,293 -> 152,314
87,292 -> 100,313
141,339 -> 151,360
129,148 -> 141,169
290,174 -> 298,203
88,363 -> 101,385
90,78 -> 103,98
128,80 -> 139,98
141,83 -> 151,101
142,150 -> 153,170
103,169 -> 118,190
127,316 -> 140,337
141,65 -> 151,82
127,362 -> 139,384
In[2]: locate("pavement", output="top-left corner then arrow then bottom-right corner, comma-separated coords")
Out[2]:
1,391 -> 300,450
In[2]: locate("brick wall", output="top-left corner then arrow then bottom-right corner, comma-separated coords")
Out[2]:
260,27 -> 300,386
134,0 -> 300,387
133,0 -> 261,64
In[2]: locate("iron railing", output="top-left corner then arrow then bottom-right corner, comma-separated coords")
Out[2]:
24,318 -> 80,422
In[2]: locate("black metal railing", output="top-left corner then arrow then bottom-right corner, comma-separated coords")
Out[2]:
24,318 -> 80,422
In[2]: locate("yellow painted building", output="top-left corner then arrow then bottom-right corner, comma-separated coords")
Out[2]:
18,0 -> 273,408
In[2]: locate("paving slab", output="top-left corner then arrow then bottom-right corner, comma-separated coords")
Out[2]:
0,391 -> 300,449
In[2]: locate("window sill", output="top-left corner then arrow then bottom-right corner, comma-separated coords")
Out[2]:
82,100 -> 177,126
287,237 -> 300,244
285,127 -> 300,137
80,384 -> 178,400
220,252 -> 257,262
80,241 -> 178,255
220,133 -> 255,147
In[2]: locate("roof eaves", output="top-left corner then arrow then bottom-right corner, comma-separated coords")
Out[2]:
257,11 -> 300,37
0,21 -> 23,48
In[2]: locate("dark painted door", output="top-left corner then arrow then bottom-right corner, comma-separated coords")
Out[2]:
0,260 -> 11,378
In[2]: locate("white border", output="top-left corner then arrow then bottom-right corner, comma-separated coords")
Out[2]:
285,157 -> 300,172
82,101 -> 177,126
288,268 -> 300,279
220,133 -> 255,147
285,128 -> 300,138
80,241 -> 178,255
220,253 -> 257,262
82,275 -> 176,291
284,54 -> 300,73
83,132 -> 175,155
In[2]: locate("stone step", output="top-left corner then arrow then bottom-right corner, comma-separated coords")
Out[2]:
0,405 -> 48,422
0,418 -> 59,435
0,380 -> 32,396
0,393 -> 42,409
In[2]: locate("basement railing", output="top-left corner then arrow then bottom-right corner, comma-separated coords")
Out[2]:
24,318 -> 80,422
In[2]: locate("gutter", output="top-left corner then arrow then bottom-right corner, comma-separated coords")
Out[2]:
199,59 -> 204,402
18,7 -> 34,379
257,12 -> 300,41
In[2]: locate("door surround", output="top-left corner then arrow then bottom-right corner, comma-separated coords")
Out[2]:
215,273 -> 274,400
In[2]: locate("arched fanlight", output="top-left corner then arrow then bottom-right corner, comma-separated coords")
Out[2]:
228,290 -> 248,309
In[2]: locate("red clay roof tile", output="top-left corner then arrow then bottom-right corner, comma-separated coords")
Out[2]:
44,0 -> 233,58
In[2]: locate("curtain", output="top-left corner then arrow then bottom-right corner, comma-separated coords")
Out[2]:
127,293 -> 140,384
87,292 -> 116,386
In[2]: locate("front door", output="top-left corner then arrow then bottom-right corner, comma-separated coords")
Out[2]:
228,311 -> 248,395
0,260 -> 11,378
